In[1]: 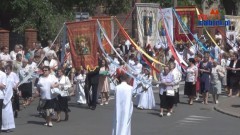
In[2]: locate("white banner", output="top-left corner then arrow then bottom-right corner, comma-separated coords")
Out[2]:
225,15 -> 240,51
156,8 -> 173,50
136,3 -> 159,48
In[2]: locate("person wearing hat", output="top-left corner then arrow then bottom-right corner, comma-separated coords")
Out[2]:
137,68 -> 155,109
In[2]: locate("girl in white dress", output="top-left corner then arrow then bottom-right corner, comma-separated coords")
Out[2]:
137,68 -> 155,109
74,69 -> 87,104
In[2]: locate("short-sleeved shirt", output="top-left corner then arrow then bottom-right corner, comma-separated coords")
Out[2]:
186,66 -> 198,82
37,74 -> 58,100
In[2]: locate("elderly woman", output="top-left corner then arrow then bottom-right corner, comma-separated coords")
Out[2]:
210,61 -> 225,104
158,66 -> 174,117
56,69 -> 71,122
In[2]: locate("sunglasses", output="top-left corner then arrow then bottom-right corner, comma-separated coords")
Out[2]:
43,70 -> 49,72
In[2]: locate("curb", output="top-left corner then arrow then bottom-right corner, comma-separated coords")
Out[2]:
214,105 -> 240,118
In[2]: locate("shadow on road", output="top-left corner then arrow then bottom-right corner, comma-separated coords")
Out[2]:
27,121 -> 45,125
232,104 -> 240,108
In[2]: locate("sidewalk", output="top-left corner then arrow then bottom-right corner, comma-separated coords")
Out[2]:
214,96 -> 240,118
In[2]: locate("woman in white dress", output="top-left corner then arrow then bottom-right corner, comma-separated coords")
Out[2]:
2,64 -> 18,132
74,69 -> 87,104
137,68 -> 155,109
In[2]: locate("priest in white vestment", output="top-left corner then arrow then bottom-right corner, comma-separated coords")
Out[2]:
2,65 -> 17,132
112,74 -> 133,135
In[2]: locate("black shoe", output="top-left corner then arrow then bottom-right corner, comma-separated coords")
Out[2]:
14,111 -> 18,118
90,106 -> 96,110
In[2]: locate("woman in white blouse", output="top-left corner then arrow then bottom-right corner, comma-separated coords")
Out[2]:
56,69 -> 71,122
184,58 -> 198,105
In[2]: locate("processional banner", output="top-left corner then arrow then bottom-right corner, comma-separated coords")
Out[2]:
175,7 -> 196,42
92,16 -> 112,53
66,20 -> 98,69
136,3 -> 159,48
66,17 -> 112,69
225,15 -> 240,46
156,8 -> 174,49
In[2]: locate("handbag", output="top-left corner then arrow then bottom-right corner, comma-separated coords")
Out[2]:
166,89 -> 175,96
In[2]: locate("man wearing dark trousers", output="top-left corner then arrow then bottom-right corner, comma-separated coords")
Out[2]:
85,67 -> 100,110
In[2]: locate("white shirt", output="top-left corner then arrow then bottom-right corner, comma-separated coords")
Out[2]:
7,72 -> 19,87
171,67 -> 182,90
58,76 -> 71,97
133,63 -> 142,75
43,46 -> 50,54
0,71 -> 7,99
0,53 -> 11,61
49,59 -> 58,70
186,66 -> 198,82
37,74 -> 58,100
10,51 -> 18,60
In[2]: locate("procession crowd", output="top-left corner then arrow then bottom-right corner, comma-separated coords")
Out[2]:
0,29 -> 239,134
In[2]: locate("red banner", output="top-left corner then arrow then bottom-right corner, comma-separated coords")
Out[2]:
66,20 -> 98,69
174,7 -> 196,42
66,17 -> 112,69
92,16 -> 112,54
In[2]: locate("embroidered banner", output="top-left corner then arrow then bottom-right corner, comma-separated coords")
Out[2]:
225,15 -> 240,51
92,16 -> 112,54
156,8 -> 174,49
66,20 -> 98,69
136,3 -> 159,48
175,7 -> 196,42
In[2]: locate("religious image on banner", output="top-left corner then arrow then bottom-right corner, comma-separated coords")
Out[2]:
143,10 -> 153,36
155,8 -> 173,50
75,35 -> 91,55
66,20 -> 98,69
136,3 -> 159,47
225,15 -> 240,52
175,7 -> 195,42
179,15 -> 191,34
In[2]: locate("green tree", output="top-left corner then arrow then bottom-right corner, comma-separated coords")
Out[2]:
10,0 -> 74,41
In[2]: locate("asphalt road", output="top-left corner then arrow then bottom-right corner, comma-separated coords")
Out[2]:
4,85 -> 239,135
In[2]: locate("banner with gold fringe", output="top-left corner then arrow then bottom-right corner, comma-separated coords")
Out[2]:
66,20 -> 98,70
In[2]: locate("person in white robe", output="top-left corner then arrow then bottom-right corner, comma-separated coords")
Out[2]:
74,69 -> 87,104
2,64 -> 18,132
108,56 -> 119,91
132,59 -> 143,101
137,68 -> 155,110
0,65 -> 6,132
112,74 -> 133,135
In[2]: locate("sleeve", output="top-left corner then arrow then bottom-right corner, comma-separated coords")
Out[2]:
63,76 -> 72,90
1,74 -> 7,86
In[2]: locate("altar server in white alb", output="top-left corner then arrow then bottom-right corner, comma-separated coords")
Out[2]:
2,64 -> 18,132
74,68 -> 87,104
137,68 -> 155,109
112,74 -> 133,135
